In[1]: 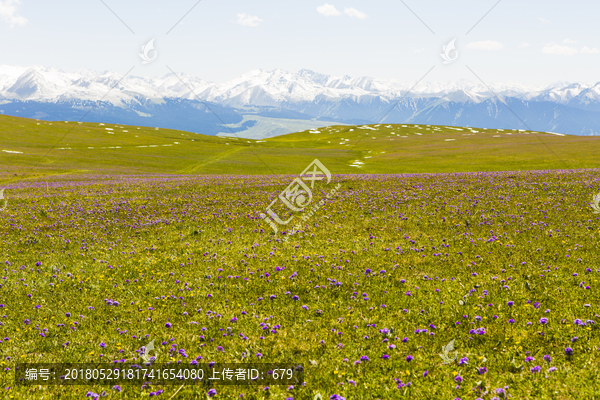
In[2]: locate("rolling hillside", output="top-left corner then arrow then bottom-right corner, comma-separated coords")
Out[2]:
2,115 -> 600,184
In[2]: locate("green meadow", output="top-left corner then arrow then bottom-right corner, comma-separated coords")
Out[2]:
2,115 -> 600,181
0,115 -> 599,399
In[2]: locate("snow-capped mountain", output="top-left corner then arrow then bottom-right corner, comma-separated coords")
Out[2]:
0,65 -> 213,103
0,65 -> 551,104
1,65 -> 600,138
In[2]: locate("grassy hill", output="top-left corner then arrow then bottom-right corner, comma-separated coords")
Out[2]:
2,114 -> 600,399
2,114 -> 600,184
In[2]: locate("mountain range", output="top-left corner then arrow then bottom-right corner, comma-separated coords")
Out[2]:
1,65 -> 600,138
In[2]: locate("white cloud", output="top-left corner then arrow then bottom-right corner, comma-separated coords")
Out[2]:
344,7 -> 367,19
581,46 -> 600,54
520,42 -> 530,48
465,41 -> 504,50
562,39 -> 578,44
236,13 -> 263,27
542,44 -> 578,56
0,0 -> 27,28
317,4 -> 341,17
538,17 -> 550,24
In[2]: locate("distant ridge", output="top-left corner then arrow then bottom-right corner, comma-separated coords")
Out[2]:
1,65 -> 600,138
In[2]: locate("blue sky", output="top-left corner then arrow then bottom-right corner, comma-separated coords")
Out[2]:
1,0 -> 598,85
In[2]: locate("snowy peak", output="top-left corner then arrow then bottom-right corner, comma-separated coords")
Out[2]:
441,89 -> 487,104
6,68 -> 47,98
0,64 -> 598,110
4,66 -> 82,100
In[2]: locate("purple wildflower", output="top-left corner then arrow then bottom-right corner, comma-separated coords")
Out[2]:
565,347 -> 573,356
543,355 -> 551,363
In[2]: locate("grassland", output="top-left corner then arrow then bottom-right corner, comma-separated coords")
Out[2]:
1,116 -> 600,399
0,169 -> 599,399
3,115 -> 600,183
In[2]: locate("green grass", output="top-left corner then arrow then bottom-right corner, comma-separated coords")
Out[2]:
2,115 -> 600,398
1,171 -> 600,399
3,115 -> 600,185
